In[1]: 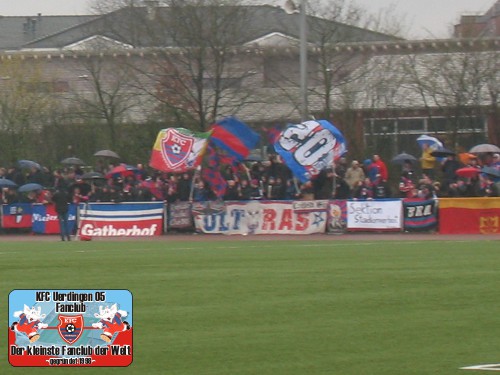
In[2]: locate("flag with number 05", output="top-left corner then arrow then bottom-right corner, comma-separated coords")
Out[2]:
273,120 -> 347,183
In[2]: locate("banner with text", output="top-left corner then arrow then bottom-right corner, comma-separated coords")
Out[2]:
168,201 -> 193,229
9,289 -> 132,367
347,199 -> 403,231
193,200 -> 328,235
403,199 -> 437,232
32,204 -> 77,234
78,202 -> 164,237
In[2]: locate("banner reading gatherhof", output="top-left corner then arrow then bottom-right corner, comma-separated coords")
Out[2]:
78,202 -> 164,237
193,200 -> 328,235
347,199 -> 403,231
438,198 -> 500,234
9,289 -> 132,367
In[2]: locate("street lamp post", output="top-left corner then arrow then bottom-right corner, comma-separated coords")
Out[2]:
283,0 -> 308,121
299,0 -> 308,122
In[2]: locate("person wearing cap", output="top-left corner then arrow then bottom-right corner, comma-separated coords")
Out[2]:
490,153 -> 500,169
345,160 -> 365,191
363,159 -> 380,183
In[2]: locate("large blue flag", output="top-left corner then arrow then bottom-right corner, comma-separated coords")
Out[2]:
274,120 -> 347,183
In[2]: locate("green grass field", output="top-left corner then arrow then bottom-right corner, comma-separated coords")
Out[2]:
1,238 -> 500,374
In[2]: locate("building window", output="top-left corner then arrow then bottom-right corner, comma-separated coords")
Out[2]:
202,77 -> 242,90
53,80 -> 70,93
397,118 -> 424,133
364,116 -> 487,157
20,80 -> 69,93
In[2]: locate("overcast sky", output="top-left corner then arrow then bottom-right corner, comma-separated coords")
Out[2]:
0,0 -> 496,39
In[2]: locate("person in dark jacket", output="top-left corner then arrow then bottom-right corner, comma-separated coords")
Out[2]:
51,188 -> 71,241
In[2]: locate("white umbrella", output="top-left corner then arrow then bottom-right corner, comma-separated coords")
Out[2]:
469,144 -> 500,153
94,150 -> 120,159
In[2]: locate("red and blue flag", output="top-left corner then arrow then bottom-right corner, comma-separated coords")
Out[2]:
209,117 -> 260,161
202,144 -> 227,198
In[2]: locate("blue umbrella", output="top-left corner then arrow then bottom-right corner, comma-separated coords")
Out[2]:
18,183 -> 43,193
0,178 -> 17,188
17,160 -> 41,170
416,135 -> 443,150
481,166 -> 500,178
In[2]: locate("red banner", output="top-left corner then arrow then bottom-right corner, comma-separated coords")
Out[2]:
438,198 -> 500,234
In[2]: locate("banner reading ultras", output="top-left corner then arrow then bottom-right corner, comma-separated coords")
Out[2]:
8,289 -> 133,367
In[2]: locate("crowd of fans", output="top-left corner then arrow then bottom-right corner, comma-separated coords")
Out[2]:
0,151 -> 499,206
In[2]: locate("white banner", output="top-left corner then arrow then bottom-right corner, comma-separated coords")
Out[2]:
347,200 -> 402,230
193,200 -> 328,235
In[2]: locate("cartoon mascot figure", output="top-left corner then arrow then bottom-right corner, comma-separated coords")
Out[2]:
11,305 -> 48,343
92,304 -> 130,343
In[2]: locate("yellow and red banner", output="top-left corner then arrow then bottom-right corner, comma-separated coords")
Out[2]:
438,198 -> 500,234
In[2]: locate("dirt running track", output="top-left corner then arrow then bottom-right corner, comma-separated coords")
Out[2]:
0,233 -> 498,242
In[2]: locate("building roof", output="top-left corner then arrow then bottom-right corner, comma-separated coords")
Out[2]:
1,5 -> 399,52
0,14 -> 97,51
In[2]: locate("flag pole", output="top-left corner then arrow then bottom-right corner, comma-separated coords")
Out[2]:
332,161 -> 337,198
299,0 -> 308,121
189,166 -> 201,202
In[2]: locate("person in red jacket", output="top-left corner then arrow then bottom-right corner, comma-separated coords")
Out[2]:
373,154 -> 389,182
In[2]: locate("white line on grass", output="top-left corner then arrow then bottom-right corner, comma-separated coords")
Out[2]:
461,363 -> 500,371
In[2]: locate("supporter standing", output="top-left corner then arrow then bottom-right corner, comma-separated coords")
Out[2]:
345,160 -> 365,191
372,175 -> 391,199
420,143 -> 436,178
372,155 -> 388,182
352,178 -> 373,200
249,179 -> 263,200
335,157 -> 348,179
441,155 -> 462,195
177,173 -> 191,201
239,179 -> 252,200
51,187 -> 71,241
363,159 -> 380,183
224,180 -> 240,201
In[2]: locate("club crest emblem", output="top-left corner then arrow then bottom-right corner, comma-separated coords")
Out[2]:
479,216 -> 499,234
161,128 -> 194,169
57,314 -> 84,344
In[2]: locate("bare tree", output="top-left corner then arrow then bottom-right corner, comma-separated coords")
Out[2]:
481,51 -> 500,146
0,57 -> 56,162
88,0 -> 259,131
402,50 -> 495,148
303,0 -> 403,156
69,52 -> 144,149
